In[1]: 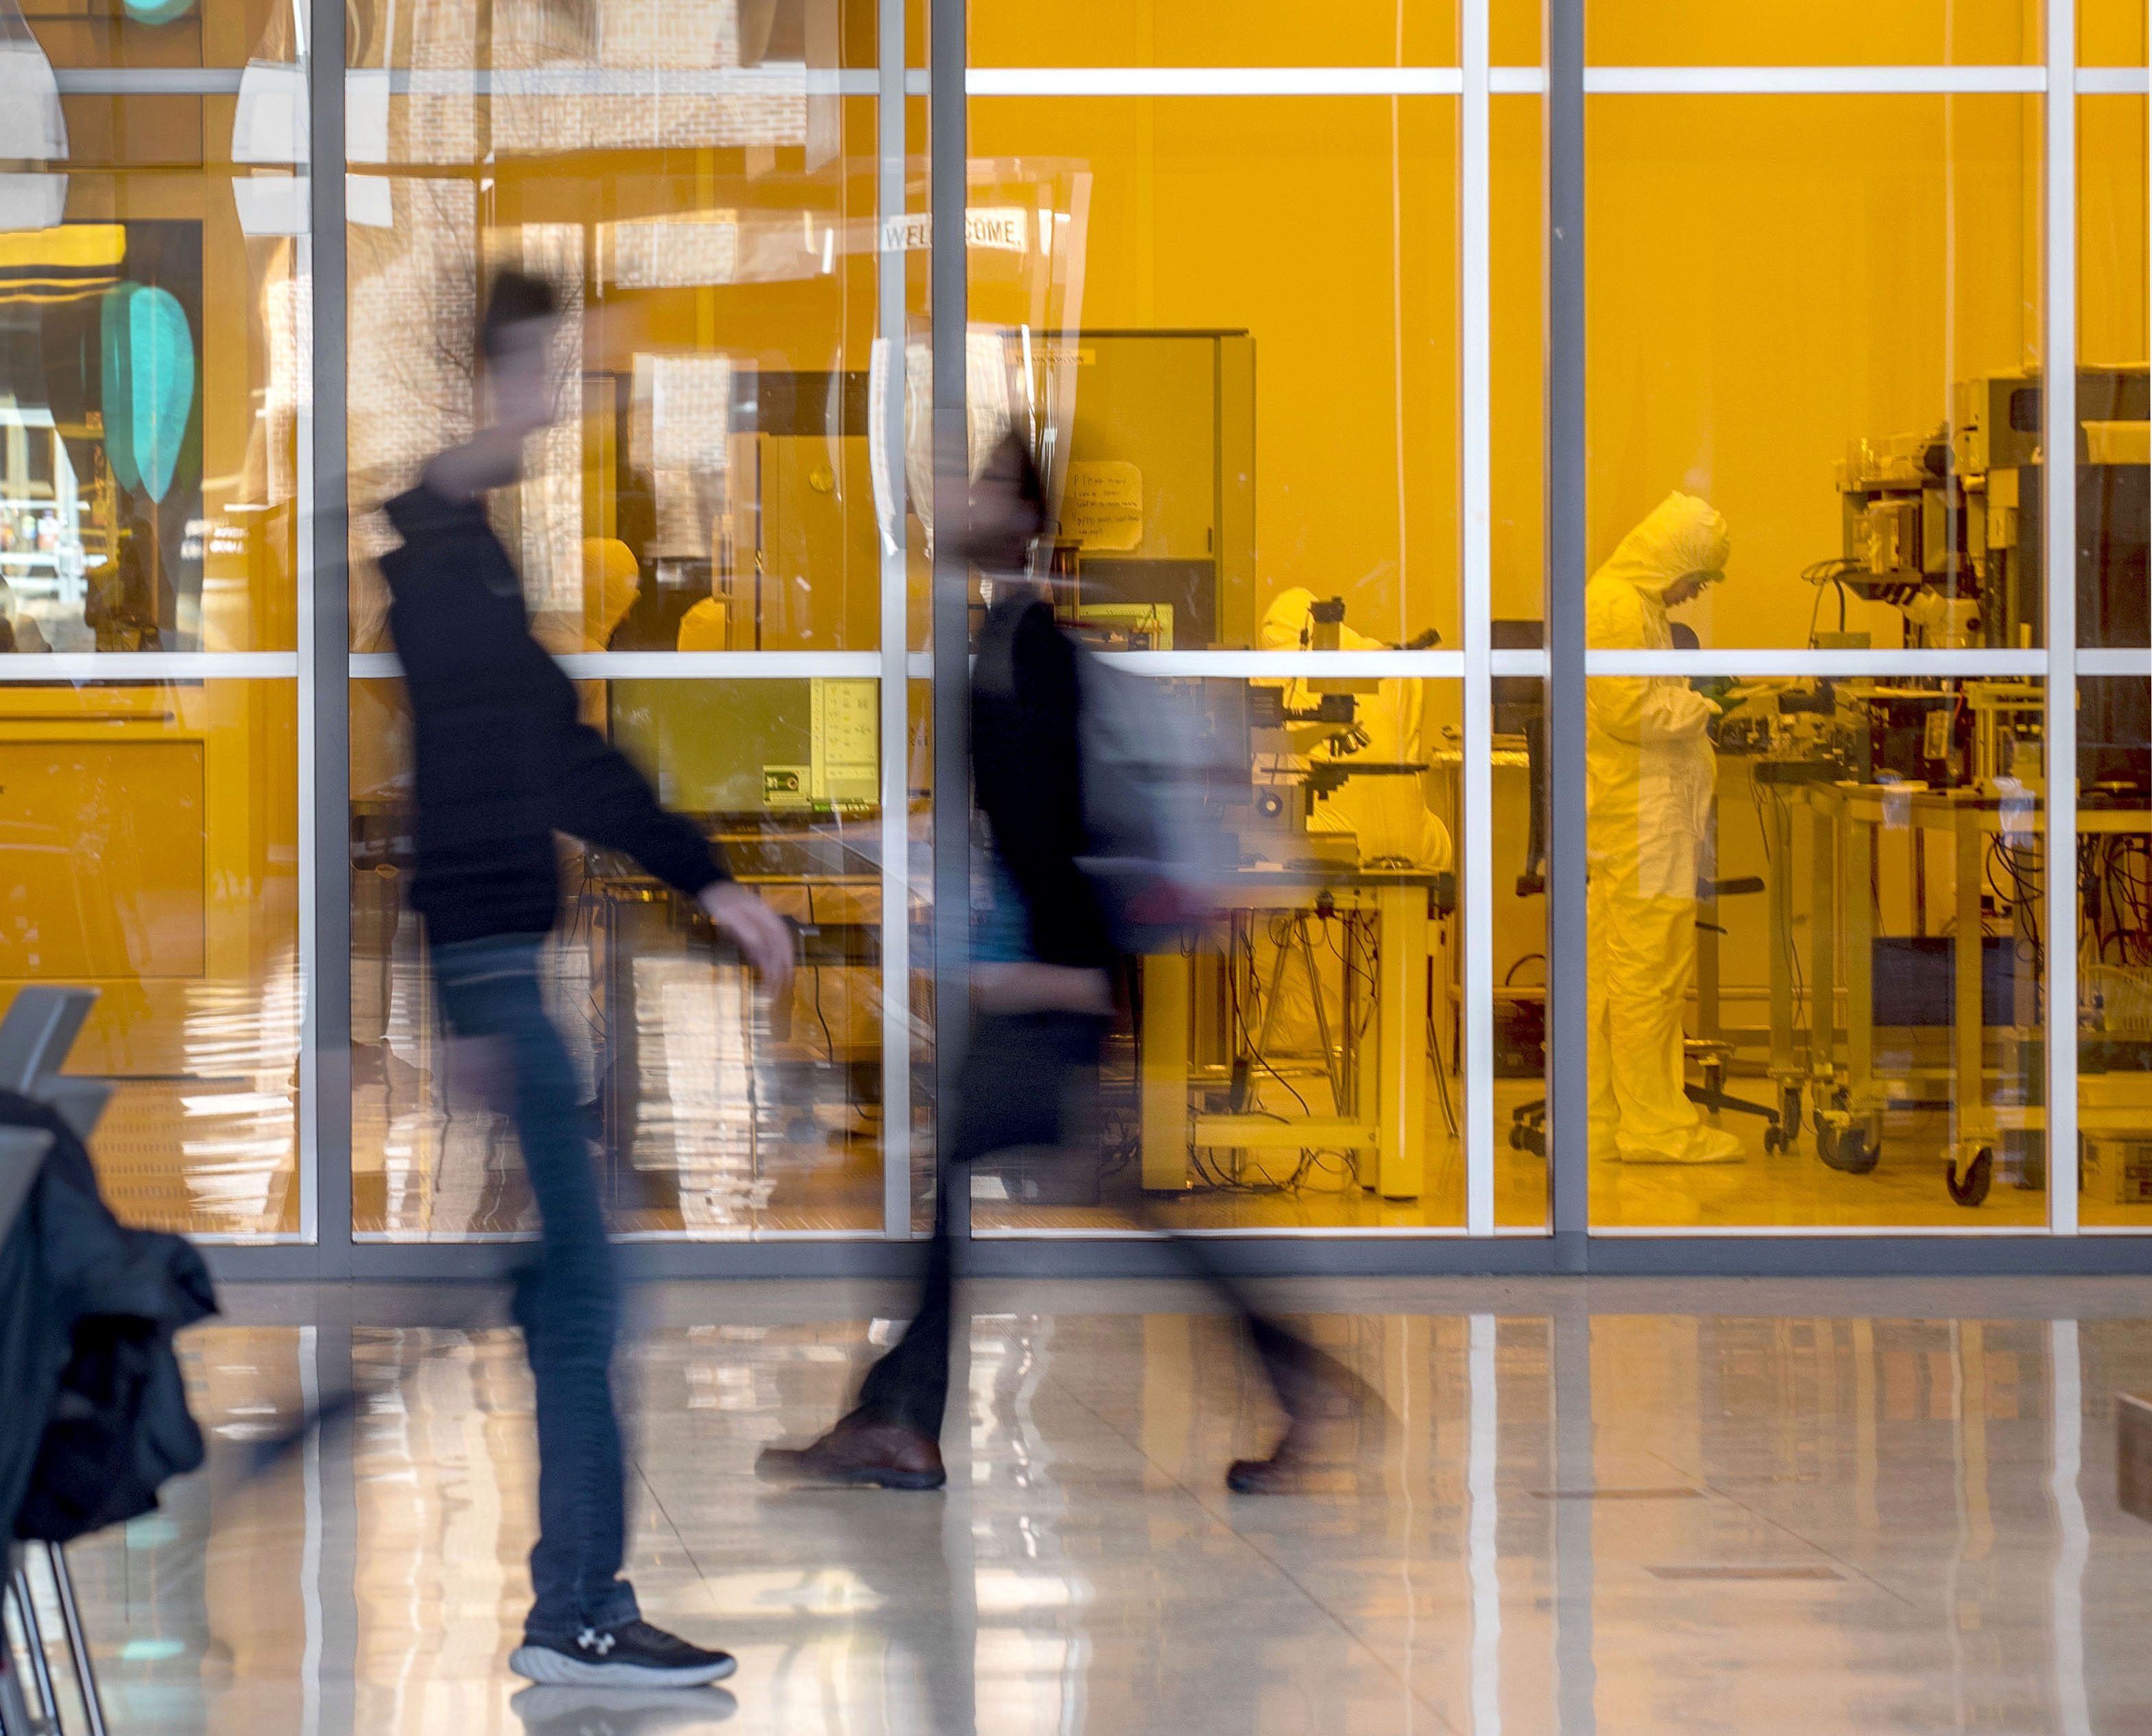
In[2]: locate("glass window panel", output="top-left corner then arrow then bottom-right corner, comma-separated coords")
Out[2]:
1587,673 -> 2050,1229
1493,91 -> 1544,626
1590,95 -> 2041,651
1492,1 -> 1540,68
2079,96 -> 2147,650
346,0 -> 885,655
0,200 -> 303,651
1,10 -> 308,651
0,677 -> 301,1238
1490,682 -> 1549,1229
968,95 -> 1460,651
1588,1 -> 2037,67
350,673 -> 902,1239
971,3 -> 1459,69
968,675 -> 1468,1232
2081,0 -> 2150,67
29,0 -> 285,67
2078,677 -> 2151,1229
905,675 -> 934,1234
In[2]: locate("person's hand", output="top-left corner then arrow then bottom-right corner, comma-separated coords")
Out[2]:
698,881 -> 796,998
971,962 -> 1114,1016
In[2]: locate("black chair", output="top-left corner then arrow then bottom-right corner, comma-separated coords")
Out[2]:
0,988 -> 117,1736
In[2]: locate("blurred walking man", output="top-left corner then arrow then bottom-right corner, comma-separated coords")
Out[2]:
758,433 -> 1374,1497
381,271 -> 793,1688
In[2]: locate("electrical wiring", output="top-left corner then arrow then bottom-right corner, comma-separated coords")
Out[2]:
1228,917 -> 1313,1120
1800,557 -> 1865,649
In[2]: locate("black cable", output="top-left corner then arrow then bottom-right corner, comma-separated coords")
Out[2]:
1228,916 -> 1313,1119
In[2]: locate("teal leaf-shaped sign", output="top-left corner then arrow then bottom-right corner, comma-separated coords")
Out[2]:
99,281 -> 193,503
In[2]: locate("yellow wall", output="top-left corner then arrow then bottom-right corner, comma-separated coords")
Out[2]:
972,1 -> 1461,68
2081,96 -> 2149,365
972,94 -> 1462,647
1589,1 -> 2036,66
1588,94 -> 2039,649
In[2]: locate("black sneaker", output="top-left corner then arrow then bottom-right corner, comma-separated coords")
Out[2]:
510,1620 -> 738,1689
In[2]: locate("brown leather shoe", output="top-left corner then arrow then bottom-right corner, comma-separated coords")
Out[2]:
1226,1432 -> 1365,1495
1228,1347 -> 1386,1494
756,1410 -> 946,1491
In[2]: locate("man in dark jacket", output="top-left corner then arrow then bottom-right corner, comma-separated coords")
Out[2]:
380,272 -> 792,1690
758,435 -> 1370,1496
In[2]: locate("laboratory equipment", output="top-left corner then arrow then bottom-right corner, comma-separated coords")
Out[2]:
1829,365 -> 2150,652
1026,329 -> 1255,649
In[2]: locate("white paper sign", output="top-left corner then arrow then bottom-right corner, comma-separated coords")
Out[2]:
1062,460 -> 1143,552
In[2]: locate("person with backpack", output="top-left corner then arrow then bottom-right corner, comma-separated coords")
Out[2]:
756,432 -> 1376,1495
381,270 -> 795,1689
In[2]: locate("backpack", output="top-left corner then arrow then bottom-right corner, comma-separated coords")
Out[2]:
1073,652 -> 1215,954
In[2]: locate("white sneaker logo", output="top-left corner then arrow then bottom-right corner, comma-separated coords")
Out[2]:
577,1627 -> 616,1656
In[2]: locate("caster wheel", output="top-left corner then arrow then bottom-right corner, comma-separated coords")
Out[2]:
1946,1147 -> 1993,1207
1702,1063 -> 1725,1100
1762,1126 -> 1783,1154
1508,1126 -> 1523,1151
1778,1087 -> 1805,1141
1825,1123 -> 1880,1176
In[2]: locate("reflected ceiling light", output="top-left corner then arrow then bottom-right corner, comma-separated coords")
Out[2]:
0,0 -> 66,231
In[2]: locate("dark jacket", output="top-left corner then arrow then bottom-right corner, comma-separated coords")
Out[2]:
0,1092 -> 215,1546
380,485 -> 730,945
972,593 -> 1112,970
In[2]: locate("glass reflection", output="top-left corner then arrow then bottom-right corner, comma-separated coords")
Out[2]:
351,676 -> 894,1238
0,679 -> 302,1238
346,0 -> 887,653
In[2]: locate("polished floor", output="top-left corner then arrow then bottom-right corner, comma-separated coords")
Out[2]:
17,1277 -> 2152,1734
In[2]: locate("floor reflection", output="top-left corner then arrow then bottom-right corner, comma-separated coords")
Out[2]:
38,1280 -> 2152,1733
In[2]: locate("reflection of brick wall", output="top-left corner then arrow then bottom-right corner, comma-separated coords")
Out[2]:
346,179 -> 477,645
630,354 -> 732,557
485,224 -> 585,617
394,0 -> 805,164
263,263 -> 309,507
405,0 -> 479,165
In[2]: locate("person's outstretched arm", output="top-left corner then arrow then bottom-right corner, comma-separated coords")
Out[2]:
551,714 -> 796,989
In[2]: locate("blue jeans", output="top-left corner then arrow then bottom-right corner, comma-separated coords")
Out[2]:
430,933 -> 638,1642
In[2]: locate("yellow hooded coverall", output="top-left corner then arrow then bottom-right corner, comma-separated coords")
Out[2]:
1585,493 -> 1743,1165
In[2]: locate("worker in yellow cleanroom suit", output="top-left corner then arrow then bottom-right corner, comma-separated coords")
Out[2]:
1586,492 -> 1743,1166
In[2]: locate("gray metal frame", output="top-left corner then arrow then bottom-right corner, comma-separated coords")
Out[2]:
930,0 -> 973,1254
190,0 -> 2152,1287
309,0 -> 354,1277
1544,0 -> 1589,1271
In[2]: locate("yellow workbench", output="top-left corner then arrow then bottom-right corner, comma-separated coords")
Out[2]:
1138,867 -> 1444,1200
